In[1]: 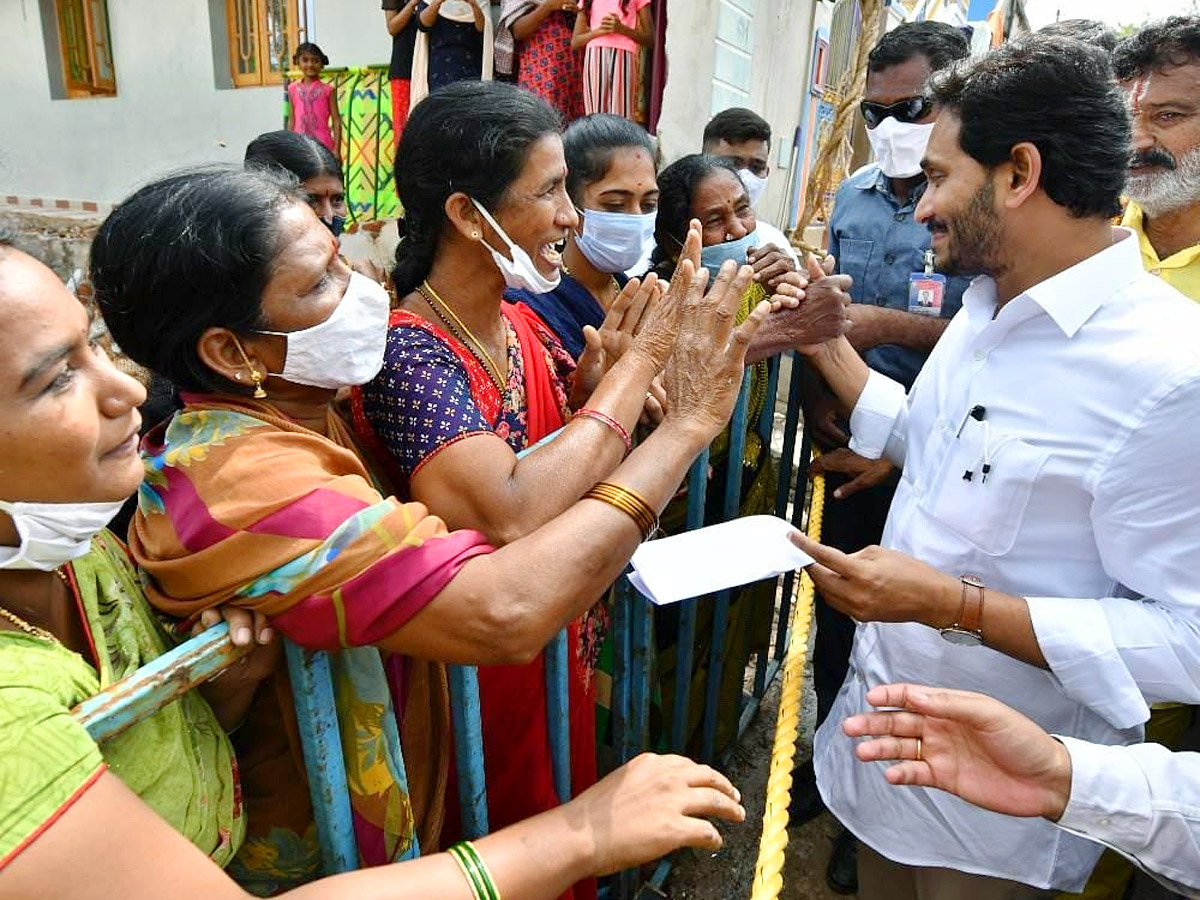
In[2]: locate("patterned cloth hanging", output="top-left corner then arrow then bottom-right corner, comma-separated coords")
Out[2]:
285,66 -> 401,224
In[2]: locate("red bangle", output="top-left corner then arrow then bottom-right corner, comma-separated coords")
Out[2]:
576,407 -> 632,456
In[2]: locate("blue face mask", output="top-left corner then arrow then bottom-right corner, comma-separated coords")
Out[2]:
575,208 -> 658,274
323,215 -> 346,238
700,229 -> 759,273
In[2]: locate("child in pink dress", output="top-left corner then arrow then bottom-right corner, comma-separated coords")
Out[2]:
571,0 -> 652,122
286,42 -> 342,159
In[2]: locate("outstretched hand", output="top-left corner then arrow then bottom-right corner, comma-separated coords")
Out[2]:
769,253 -> 852,354
809,447 -> 895,499
566,752 -> 745,875
573,273 -> 663,402
844,683 -> 1073,822
663,259 -> 772,439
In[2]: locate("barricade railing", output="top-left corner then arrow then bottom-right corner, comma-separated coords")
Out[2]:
71,352 -> 818,900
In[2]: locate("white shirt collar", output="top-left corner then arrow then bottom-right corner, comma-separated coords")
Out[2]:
961,228 -> 1143,339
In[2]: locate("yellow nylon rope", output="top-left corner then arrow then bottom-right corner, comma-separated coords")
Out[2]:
749,458 -> 826,900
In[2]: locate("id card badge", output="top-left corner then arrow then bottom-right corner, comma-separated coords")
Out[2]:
908,249 -> 946,316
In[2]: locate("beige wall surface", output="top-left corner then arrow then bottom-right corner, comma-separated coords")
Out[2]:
3,0 -> 821,215
657,0 -> 823,230
0,0 -> 389,205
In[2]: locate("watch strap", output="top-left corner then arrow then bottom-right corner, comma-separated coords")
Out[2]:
958,575 -> 985,636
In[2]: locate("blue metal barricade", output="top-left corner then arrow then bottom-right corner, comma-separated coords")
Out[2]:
73,357 -> 814,895
75,622 -> 240,743
613,352 -> 814,899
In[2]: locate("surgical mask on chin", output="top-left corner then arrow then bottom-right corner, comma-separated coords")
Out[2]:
866,118 -> 935,179
575,208 -> 658,274
738,169 -> 769,208
0,498 -> 125,571
700,229 -> 759,272
471,198 -> 562,294
259,271 -> 391,389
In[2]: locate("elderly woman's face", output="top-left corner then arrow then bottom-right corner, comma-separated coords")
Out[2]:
692,169 -> 756,247
488,134 -> 580,277
0,250 -> 146,521
240,201 -> 355,378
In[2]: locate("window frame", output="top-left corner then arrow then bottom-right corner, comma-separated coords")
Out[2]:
225,0 -> 307,88
54,0 -> 117,97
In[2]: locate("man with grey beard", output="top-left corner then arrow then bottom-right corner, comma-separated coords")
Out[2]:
1113,17 -> 1200,300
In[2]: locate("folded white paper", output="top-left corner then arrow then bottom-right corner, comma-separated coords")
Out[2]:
627,515 -> 814,606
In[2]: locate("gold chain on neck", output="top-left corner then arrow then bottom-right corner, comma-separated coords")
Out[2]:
416,281 -> 507,395
0,569 -> 69,644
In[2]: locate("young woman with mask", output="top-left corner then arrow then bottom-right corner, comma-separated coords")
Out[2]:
246,130 -> 390,288
0,230 -> 748,900
507,114 -> 659,360
90,164 -> 766,894
246,131 -> 348,238
352,82 -> 727,900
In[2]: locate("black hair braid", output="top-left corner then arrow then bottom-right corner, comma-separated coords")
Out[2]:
392,214 -> 439,297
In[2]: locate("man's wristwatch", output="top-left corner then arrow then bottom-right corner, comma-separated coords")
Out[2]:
940,575 -> 985,646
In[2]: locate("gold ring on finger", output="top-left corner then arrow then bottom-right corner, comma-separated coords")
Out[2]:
915,737 -> 923,761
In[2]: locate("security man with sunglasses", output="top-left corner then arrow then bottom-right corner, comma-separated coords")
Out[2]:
793,21 -> 972,895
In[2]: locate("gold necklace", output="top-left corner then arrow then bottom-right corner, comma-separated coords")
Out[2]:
0,569 -> 71,644
417,281 -> 507,394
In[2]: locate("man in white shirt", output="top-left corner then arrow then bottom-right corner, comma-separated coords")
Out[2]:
843,682 -> 1200,898
789,34 -> 1200,898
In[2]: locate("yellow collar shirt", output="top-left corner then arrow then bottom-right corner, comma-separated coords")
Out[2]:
1122,202 -> 1200,300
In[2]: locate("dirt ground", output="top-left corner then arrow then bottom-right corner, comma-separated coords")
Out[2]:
663,632 -> 845,900
660,641 -> 1182,900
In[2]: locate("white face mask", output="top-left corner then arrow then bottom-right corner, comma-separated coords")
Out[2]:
738,169 -> 769,208
866,118 -> 935,179
0,498 -> 125,571
575,208 -> 658,274
471,199 -> 563,294
260,271 -> 391,389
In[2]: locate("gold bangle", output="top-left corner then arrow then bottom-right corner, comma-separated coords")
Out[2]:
584,481 -> 659,541
584,484 -> 647,537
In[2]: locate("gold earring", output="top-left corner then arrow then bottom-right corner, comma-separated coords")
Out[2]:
232,338 -> 268,400
249,369 -> 267,400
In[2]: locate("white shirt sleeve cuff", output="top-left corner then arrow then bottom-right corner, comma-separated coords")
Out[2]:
848,369 -> 907,461
1056,736 -> 1153,852
1026,596 -> 1150,731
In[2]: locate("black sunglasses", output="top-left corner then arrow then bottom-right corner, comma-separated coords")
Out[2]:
860,96 -> 934,129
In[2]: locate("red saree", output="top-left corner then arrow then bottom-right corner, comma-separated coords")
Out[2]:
353,303 -> 599,900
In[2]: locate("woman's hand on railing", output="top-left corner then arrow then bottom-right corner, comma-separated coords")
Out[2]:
569,752 -> 745,875
194,606 -> 282,731
662,259 -> 772,441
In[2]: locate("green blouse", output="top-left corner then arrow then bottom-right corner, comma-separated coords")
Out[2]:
0,531 -> 244,870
